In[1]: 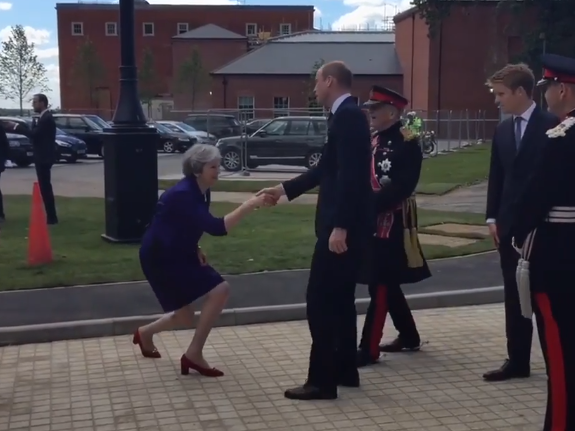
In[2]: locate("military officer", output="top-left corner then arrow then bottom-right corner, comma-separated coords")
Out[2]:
356,86 -> 431,368
511,53 -> 575,430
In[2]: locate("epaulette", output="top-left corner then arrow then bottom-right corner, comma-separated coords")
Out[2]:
546,116 -> 575,138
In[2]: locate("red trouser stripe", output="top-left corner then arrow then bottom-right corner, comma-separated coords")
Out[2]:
370,284 -> 388,358
535,292 -> 567,431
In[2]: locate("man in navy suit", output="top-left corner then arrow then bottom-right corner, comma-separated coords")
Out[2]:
484,63 -> 558,382
258,61 -> 372,400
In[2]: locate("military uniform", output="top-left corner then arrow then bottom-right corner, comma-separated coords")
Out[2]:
511,54 -> 575,430
357,87 -> 431,367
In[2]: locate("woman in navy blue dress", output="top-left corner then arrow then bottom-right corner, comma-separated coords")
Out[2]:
133,144 -> 272,377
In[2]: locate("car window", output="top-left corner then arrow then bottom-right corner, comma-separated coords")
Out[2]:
262,120 -> 289,135
160,123 -> 182,133
54,117 -> 69,128
185,116 -> 207,129
175,122 -> 196,132
312,120 -> 328,135
68,117 -> 87,129
286,120 -> 311,135
86,115 -> 109,129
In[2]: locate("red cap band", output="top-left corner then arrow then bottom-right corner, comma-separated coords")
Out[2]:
370,91 -> 407,109
543,68 -> 575,84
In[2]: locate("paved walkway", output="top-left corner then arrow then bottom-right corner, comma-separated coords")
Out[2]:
0,305 -> 545,430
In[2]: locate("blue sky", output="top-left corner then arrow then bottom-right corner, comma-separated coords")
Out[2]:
0,0 -> 411,109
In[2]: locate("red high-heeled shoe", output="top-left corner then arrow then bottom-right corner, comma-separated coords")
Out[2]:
132,330 -> 161,359
180,354 -> 224,377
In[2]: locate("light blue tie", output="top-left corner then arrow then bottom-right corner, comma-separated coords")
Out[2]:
514,117 -> 522,150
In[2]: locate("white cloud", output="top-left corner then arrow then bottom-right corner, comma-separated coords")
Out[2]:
0,25 -> 51,45
315,7 -> 322,17
332,0 -> 413,31
0,3 -> 12,11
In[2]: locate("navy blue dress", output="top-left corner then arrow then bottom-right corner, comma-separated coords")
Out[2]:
139,177 -> 227,312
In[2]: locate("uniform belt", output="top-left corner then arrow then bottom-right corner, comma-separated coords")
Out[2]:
546,206 -> 575,223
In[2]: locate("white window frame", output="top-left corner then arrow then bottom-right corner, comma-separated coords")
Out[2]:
273,96 -> 290,118
71,22 -> 84,36
177,23 -> 189,34
245,23 -> 257,36
143,22 -> 154,36
105,22 -> 117,36
237,96 -> 255,121
280,23 -> 291,35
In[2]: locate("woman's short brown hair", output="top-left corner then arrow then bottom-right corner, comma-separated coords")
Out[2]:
487,63 -> 535,97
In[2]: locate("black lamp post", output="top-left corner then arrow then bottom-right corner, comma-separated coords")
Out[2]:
101,0 -> 159,243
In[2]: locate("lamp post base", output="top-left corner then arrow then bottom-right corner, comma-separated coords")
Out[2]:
101,126 -> 159,243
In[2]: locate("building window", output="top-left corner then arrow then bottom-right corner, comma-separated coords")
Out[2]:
105,22 -> 117,36
143,22 -> 154,36
273,96 -> 289,117
246,23 -> 257,36
237,96 -> 255,120
280,23 -> 291,35
71,22 -> 83,36
177,23 -> 189,34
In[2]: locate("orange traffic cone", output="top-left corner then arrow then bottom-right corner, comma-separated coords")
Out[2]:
28,182 -> 53,266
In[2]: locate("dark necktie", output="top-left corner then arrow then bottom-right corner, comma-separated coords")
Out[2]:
514,116 -> 523,149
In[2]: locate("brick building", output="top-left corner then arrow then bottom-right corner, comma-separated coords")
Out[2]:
55,1 -> 314,117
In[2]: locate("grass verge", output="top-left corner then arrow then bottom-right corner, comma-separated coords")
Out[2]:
158,143 -> 491,196
0,196 -> 493,291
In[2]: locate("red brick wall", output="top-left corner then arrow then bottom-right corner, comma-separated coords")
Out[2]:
57,6 -> 314,110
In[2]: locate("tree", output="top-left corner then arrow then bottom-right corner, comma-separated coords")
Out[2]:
176,47 -> 208,110
410,0 -> 575,72
307,58 -> 324,116
0,25 -> 50,115
71,38 -> 106,108
138,47 -> 158,117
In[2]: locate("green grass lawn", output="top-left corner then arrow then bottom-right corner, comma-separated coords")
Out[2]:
158,143 -> 491,196
0,196 -> 493,291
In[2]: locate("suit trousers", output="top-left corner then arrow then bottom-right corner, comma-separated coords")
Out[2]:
498,237 -> 532,368
306,235 -> 362,391
35,163 -> 57,222
0,171 -> 4,218
531,272 -> 575,431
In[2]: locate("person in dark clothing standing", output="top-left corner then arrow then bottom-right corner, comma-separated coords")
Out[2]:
7,94 -> 58,224
510,53 -> 575,431
356,86 -> 431,368
258,61 -> 372,400
0,125 -> 9,223
484,64 -> 558,382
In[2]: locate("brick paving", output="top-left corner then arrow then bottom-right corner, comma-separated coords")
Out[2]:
0,305 -> 546,430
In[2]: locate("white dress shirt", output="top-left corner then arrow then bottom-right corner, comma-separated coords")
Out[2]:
486,101 -> 536,225
330,93 -> 351,114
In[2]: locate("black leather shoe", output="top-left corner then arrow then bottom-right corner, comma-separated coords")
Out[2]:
338,374 -> 360,388
356,349 -> 379,368
483,360 -> 530,382
379,338 -> 421,353
284,385 -> 337,400
47,217 -> 58,225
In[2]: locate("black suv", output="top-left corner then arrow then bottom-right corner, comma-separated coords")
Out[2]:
183,114 -> 241,139
245,118 -> 272,135
52,114 -> 106,157
216,116 -> 327,172
4,133 -> 34,167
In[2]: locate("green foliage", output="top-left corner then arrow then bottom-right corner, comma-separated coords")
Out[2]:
71,38 -> 106,108
176,47 -> 208,110
0,25 -> 50,115
138,47 -> 158,116
308,58 -> 325,115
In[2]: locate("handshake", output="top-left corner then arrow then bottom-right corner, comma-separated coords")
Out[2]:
246,185 -> 285,209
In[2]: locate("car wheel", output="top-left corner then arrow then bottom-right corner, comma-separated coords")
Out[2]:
306,151 -> 322,169
15,160 -> 32,168
221,149 -> 242,172
163,141 -> 176,153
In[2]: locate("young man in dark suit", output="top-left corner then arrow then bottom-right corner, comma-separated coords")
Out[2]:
258,61 -> 372,400
484,64 -> 559,382
0,125 -> 9,223
10,94 -> 58,224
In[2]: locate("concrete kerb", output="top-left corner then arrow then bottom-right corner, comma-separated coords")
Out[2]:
0,286 -> 503,346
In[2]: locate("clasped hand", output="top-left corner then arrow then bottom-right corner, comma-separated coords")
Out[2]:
251,185 -> 283,208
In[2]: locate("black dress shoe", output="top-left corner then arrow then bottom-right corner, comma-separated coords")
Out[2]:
483,360 -> 530,382
284,385 -> 337,400
338,374 -> 360,387
356,349 -> 379,368
379,338 -> 421,353
47,217 -> 58,225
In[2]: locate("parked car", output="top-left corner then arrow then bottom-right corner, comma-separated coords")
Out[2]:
5,133 -> 34,167
52,113 -> 106,157
158,121 -> 216,145
0,116 -> 88,163
183,113 -> 241,138
216,116 -> 327,172
149,122 -> 196,153
245,118 -> 272,135
84,114 -> 111,130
